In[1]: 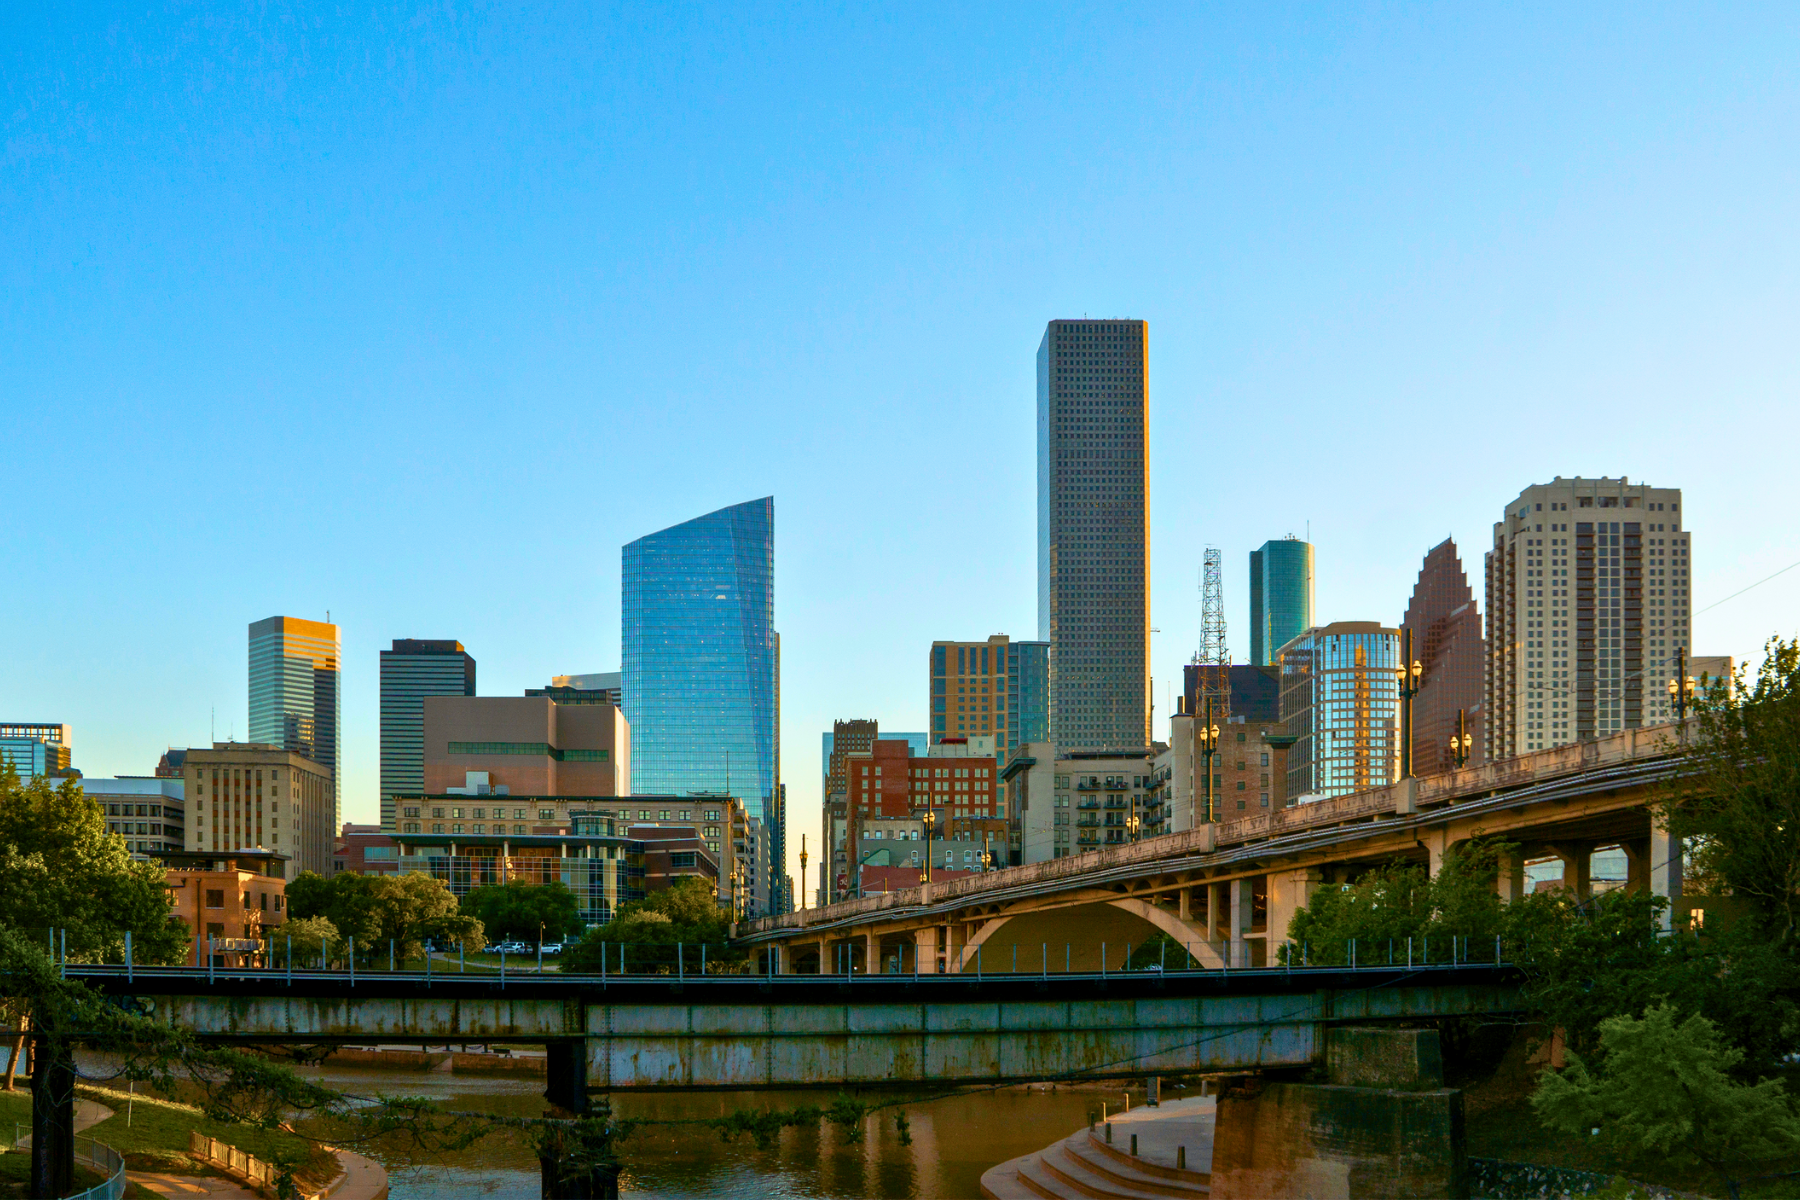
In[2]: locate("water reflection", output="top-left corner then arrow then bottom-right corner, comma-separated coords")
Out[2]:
295,1063 -> 1141,1199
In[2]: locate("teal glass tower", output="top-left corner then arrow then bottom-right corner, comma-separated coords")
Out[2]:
622,498 -> 780,879
1249,538 -> 1315,666
248,616 -> 341,822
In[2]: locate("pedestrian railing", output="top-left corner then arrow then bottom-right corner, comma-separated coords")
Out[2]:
188,1130 -> 331,1200
9,1126 -> 127,1200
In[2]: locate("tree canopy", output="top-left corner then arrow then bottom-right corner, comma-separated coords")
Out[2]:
285,870 -> 482,961
562,878 -> 732,972
0,765 -> 190,964
460,879 -> 580,944
1284,837 -> 1509,965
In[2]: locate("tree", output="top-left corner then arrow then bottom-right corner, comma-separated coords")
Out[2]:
278,916 -> 339,966
461,880 -> 581,944
562,878 -> 735,972
1661,636 -> 1800,946
1282,838 -> 1508,965
1532,1003 -> 1800,1199
0,765 -> 191,964
285,871 -> 482,961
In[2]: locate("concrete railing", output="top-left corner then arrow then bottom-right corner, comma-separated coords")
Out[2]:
747,719 -> 1695,936
188,1131 -> 334,1200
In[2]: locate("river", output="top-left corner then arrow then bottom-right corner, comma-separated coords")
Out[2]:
294,1062 -> 1153,1199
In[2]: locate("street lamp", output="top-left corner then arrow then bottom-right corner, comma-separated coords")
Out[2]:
920,810 -> 937,884
1199,697 -> 1222,824
1126,813 -> 1140,843
1669,645 -> 1696,722
1399,628 -> 1423,779
1450,708 -> 1473,770
798,834 -> 809,911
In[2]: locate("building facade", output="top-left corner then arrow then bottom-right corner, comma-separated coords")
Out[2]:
1401,539 -> 1486,776
1037,319 -> 1151,752
1248,538 -> 1315,667
332,823 -> 398,876
1006,745 -> 1154,863
0,722 -> 74,780
1276,622 -> 1401,802
416,696 -> 628,800
527,672 -> 623,708
1154,707 -> 1290,833
86,776 -> 185,859
1485,477 -> 1689,759
164,850 -> 289,966
928,636 -> 1049,760
181,744 -> 335,878
622,497 -> 780,876
379,639 -> 477,829
834,737 -> 1008,897
248,616 -> 341,822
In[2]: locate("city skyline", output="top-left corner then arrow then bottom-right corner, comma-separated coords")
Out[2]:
8,8 -> 1799,895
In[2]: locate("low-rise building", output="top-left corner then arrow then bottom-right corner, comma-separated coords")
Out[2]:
164,849 -> 289,966
180,743 -> 334,878
84,777 -> 185,859
332,823 -> 398,875
1006,744 -> 1154,863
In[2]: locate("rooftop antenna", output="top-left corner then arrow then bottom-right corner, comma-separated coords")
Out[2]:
1199,547 -> 1231,721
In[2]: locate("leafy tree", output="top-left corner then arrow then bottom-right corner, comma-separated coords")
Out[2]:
1283,838 -> 1508,965
1533,1003 -> 1800,1199
461,880 -> 581,944
1661,636 -> 1800,945
284,870 -> 482,961
0,764 -> 191,964
277,916 -> 339,966
563,878 -> 735,972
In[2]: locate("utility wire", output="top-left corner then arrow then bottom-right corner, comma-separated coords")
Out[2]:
1697,557 -> 1800,615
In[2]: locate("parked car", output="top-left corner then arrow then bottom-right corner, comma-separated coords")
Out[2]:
541,942 -> 565,955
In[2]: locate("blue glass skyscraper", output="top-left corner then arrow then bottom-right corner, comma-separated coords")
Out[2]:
622,498 -> 780,886
1249,538 -> 1315,667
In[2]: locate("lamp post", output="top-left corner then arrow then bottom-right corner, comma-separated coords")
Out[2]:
1199,697 -> 1221,824
1399,628 -> 1423,779
920,810 -> 937,884
1126,813 -> 1140,844
1450,708 -> 1472,770
1668,645 -> 1696,723
798,834 -> 809,911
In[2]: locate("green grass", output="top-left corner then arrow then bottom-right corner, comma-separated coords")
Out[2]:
75,1084 -> 337,1187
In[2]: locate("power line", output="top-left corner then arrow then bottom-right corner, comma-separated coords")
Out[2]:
1696,557 -> 1800,615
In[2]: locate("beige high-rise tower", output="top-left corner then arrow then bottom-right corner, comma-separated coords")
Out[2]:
1037,319 -> 1151,752
1485,477 -> 1691,760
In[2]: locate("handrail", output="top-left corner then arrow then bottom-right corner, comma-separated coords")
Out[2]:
9,1126 -> 127,1200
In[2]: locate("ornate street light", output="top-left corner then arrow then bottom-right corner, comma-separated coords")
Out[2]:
798,834 -> 808,911
1399,628 -> 1424,779
1669,646 -> 1696,722
920,810 -> 937,884
1449,708 -> 1473,771
1199,697 -> 1222,824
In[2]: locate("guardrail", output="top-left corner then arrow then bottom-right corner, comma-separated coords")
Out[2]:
189,1131 -> 330,1200
10,1126 -> 127,1200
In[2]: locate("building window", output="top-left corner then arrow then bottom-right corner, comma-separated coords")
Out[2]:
539,809 -> 555,821
205,890 -> 224,909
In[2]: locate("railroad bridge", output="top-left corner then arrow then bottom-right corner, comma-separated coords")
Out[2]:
742,723 -> 1689,975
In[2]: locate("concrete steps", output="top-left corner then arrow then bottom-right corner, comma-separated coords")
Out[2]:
983,1129 -> 1210,1200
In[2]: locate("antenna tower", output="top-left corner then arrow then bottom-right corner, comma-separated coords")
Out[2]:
1198,547 -> 1231,718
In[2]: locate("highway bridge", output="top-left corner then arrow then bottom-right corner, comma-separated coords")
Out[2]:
742,723 -> 1690,974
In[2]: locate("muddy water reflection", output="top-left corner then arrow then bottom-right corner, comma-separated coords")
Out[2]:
296,1063 -> 1142,1199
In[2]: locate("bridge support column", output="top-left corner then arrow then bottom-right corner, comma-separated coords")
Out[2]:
1496,849 -> 1526,903
1421,828 -> 1447,877
545,1040 -> 587,1116
1550,843 -> 1592,898
768,943 -> 789,974
912,928 -> 939,974
1266,869 -> 1319,961
1650,824 -> 1682,931
1177,887 -> 1192,921
1229,878 -> 1249,969
863,932 -> 876,975
1622,839 -> 1650,894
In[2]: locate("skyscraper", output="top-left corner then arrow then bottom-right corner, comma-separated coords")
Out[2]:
622,497 -> 780,860
379,639 -> 476,829
1485,477 -> 1690,758
1249,538 -> 1314,667
1277,622 -> 1401,801
248,616 -> 340,822
928,635 -> 1049,761
1401,540 -> 1485,776
1037,319 -> 1150,752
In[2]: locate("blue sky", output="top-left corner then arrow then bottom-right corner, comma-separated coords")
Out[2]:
5,4 -> 1798,883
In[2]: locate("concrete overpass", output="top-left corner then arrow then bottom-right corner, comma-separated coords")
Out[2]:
743,723 -> 1690,974
71,962 -> 1519,1097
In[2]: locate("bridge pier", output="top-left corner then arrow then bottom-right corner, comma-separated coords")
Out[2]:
1547,843 -> 1593,898
546,1041 -> 588,1115
1650,824 -> 1682,930
912,927 -> 939,973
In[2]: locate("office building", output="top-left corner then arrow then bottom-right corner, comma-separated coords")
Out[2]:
0,722 -> 74,780
181,743 -> 335,879
929,636 -> 1050,760
527,672 -> 623,708
1249,539 -> 1315,667
1006,745 -> 1154,863
1037,319 -> 1150,752
87,777 -> 185,859
155,748 -> 187,778
248,616 -> 341,823
1485,477 -> 1689,758
1401,540 -> 1486,776
836,737 -> 1010,894
164,850 -> 289,966
379,639 -> 477,829
332,823 -> 398,876
415,695 -> 628,801
1155,705 -> 1291,833
821,720 -> 928,903
622,497 -> 781,872
1276,622 -> 1401,802
1180,664 -> 1281,723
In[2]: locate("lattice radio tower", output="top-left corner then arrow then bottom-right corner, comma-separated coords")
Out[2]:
1197,547 -> 1231,718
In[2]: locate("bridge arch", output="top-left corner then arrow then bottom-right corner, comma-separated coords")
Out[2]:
945,897 -> 1213,973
